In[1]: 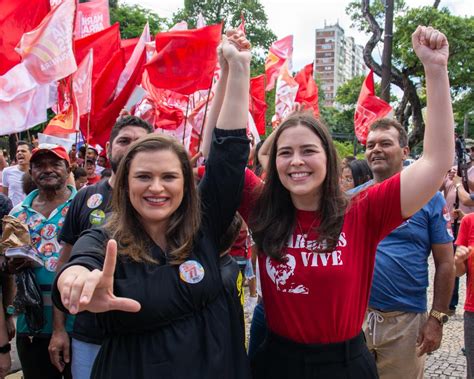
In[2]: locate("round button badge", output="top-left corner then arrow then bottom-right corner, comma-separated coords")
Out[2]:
179,260 -> 205,284
87,194 -> 103,209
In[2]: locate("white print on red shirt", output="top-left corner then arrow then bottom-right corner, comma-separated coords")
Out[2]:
265,232 -> 347,295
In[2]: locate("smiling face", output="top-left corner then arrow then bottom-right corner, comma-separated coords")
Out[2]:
275,124 -> 327,210
365,127 -> 409,182
128,149 -> 184,233
30,154 -> 69,191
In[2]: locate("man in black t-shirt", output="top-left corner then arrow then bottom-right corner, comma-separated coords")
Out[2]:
50,116 -> 153,379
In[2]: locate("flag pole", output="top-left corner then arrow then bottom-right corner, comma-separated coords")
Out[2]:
197,79 -> 214,152
182,96 -> 191,146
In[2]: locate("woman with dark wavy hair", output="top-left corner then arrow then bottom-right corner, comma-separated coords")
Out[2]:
52,30 -> 252,379
250,26 -> 454,378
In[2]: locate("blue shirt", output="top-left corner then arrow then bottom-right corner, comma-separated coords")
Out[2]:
369,192 -> 452,312
11,185 -> 76,336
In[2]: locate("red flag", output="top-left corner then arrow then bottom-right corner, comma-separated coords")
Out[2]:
121,38 -> 139,62
250,75 -> 267,135
73,49 -> 93,116
145,23 -> 222,95
155,103 -> 185,130
16,0 -> 77,84
81,46 -> 146,147
74,0 -> 110,39
43,103 -> 78,136
75,23 -> 121,84
273,65 -> 299,127
354,70 -> 392,145
0,0 -> 50,76
265,35 -> 293,91
295,63 -> 319,118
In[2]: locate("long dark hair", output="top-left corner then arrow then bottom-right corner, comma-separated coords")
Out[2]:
105,135 -> 200,264
250,112 -> 348,260
349,159 -> 373,188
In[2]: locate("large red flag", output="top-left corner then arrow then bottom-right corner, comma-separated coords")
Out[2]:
250,75 -> 267,135
75,23 -> 121,84
74,0 -> 110,39
145,23 -> 222,95
81,46 -> 146,147
0,0 -> 50,76
354,70 -> 393,145
265,35 -> 293,91
295,63 -> 319,118
16,0 -> 77,84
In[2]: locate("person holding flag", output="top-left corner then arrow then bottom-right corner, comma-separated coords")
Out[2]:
52,29 -> 252,379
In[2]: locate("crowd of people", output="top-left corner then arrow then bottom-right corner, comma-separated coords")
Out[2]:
0,25 -> 469,379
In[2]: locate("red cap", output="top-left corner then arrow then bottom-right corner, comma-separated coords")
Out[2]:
30,144 -> 70,165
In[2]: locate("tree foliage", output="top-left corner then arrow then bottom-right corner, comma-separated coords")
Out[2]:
346,1 -> 474,147
110,3 -> 167,39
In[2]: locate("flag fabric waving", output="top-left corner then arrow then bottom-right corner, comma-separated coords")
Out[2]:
295,63 -> 319,118
250,75 -> 267,135
16,0 -> 77,84
0,0 -> 50,76
273,65 -> 299,127
354,70 -> 393,145
265,35 -> 293,91
145,23 -> 222,95
74,0 -> 110,39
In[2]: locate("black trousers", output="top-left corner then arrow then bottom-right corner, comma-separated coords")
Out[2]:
251,331 -> 378,379
17,336 -> 72,379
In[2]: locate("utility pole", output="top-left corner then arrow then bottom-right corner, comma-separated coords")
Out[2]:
381,0 -> 394,102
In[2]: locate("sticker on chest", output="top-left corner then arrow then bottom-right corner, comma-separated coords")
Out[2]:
87,193 -> 103,209
179,260 -> 205,284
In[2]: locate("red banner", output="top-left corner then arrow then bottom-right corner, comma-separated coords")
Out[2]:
354,70 -> 392,145
0,0 -> 50,75
74,0 -> 110,39
250,75 -> 267,135
295,63 -> 319,118
145,23 -> 222,95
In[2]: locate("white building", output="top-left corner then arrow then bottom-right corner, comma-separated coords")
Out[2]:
315,22 -> 366,107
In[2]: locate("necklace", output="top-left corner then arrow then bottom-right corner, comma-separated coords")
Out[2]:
296,216 -> 319,251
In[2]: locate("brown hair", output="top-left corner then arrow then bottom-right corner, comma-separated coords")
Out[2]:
105,135 -> 200,264
249,111 -> 348,260
370,118 -> 408,148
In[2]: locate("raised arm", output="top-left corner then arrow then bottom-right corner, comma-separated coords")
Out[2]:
200,42 -> 229,158
400,26 -> 454,218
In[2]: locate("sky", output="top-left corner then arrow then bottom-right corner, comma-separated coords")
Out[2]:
124,0 -> 473,71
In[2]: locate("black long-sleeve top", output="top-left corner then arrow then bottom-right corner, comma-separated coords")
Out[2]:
52,128 -> 251,379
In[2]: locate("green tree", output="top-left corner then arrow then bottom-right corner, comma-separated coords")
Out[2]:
110,3 -> 167,38
347,1 -> 474,148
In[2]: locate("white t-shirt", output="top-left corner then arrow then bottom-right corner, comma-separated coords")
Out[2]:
2,165 -> 26,206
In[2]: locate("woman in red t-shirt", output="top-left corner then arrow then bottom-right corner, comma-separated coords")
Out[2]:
249,26 -> 454,379
454,213 -> 474,378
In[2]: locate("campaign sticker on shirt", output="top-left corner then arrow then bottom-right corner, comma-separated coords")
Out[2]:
31,233 -> 41,246
41,224 -> 57,240
87,194 -> 103,209
179,260 -> 205,284
27,214 -> 43,231
58,217 -> 65,228
44,257 -> 58,272
89,209 -> 106,226
40,242 -> 57,257
61,206 -> 70,217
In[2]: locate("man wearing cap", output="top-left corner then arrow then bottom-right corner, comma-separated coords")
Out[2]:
84,158 -> 100,186
52,115 -> 153,379
7,144 -> 76,379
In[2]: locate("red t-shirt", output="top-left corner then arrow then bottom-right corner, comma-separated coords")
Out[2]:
87,175 -> 101,185
455,213 -> 474,312
258,173 -> 403,344
229,226 -> 250,260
